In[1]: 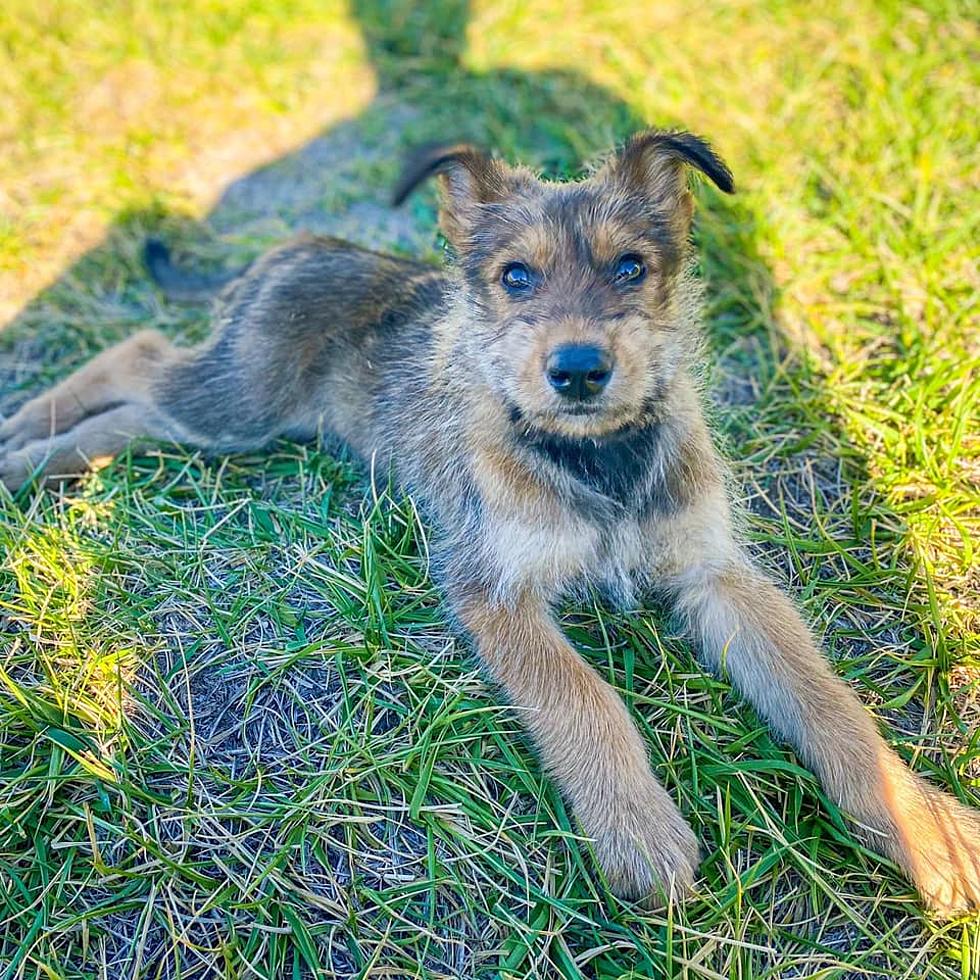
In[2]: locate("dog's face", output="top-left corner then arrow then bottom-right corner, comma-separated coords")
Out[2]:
393,132 -> 734,439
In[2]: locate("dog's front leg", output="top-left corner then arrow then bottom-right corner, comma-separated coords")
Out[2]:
668,558 -> 980,914
454,586 -> 699,904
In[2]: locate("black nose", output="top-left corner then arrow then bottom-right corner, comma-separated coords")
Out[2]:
546,345 -> 613,400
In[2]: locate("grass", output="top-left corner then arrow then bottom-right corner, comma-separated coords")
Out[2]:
1,0 -> 978,976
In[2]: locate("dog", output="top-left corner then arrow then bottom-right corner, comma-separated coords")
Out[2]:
1,131 -> 978,913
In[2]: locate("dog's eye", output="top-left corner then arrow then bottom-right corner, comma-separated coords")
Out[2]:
501,263 -> 533,292
613,254 -> 646,284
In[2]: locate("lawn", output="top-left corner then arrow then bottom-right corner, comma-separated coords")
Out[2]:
1,0 -> 978,977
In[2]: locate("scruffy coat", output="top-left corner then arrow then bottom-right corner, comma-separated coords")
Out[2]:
2,131 -> 978,912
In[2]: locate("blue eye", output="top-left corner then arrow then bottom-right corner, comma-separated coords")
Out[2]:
614,254 -> 646,284
502,262 -> 533,291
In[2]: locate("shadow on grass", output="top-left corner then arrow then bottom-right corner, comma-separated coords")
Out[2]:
1,1 -> 976,978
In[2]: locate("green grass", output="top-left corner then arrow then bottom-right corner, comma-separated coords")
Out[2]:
1,0 -> 978,977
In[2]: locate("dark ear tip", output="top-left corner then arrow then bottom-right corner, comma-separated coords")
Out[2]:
391,141 -> 488,207
667,130 -> 736,194
626,129 -> 736,194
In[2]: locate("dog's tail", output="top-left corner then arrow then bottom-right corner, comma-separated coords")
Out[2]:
143,238 -> 250,303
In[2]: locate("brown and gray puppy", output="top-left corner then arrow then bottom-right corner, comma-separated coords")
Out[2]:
2,131 -> 978,913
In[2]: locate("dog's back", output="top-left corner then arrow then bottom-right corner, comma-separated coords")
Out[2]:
146,234 -> 450,458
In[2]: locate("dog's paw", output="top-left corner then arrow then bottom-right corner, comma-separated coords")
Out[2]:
906,791 -> 980,916
0,434 -> 81,492
590,801 -> 700,906
0,397 -> 59,453
0,441 -> 45,492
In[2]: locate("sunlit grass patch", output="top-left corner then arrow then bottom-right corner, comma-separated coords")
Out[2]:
1,494 -> 138,736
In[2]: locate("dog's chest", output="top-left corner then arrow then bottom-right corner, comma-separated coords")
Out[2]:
479,503 -> 646,603
468,441 -> 650,603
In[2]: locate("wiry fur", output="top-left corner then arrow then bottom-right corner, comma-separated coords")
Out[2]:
2,130 -> 978,913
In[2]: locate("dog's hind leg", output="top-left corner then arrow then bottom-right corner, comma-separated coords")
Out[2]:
0,330 -> 196,489
1,235 -> 415,490
0,401 -> 183,490
1,330 -> 178,453
0,325 -> 297,490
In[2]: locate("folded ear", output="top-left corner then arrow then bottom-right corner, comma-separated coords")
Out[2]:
616,130 -> 734,195
602,130 -> 731,234
392,142 -> 507,247
603,130 -> 734,240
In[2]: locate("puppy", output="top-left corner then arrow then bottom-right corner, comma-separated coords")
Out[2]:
2,131 -> 978,912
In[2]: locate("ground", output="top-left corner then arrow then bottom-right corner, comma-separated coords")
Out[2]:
0,1 -> 978,978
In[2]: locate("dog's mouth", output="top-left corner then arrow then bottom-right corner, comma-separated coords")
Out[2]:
506,390 -> 670,443
507,400 -> 641,441
559,405 -> 603,417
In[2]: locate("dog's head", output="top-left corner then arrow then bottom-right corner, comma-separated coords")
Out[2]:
393,131 -> 734,439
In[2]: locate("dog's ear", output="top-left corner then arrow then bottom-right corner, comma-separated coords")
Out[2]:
392,142 -> 507,247
619,130 -> 734,194
608,130 -> 734,229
